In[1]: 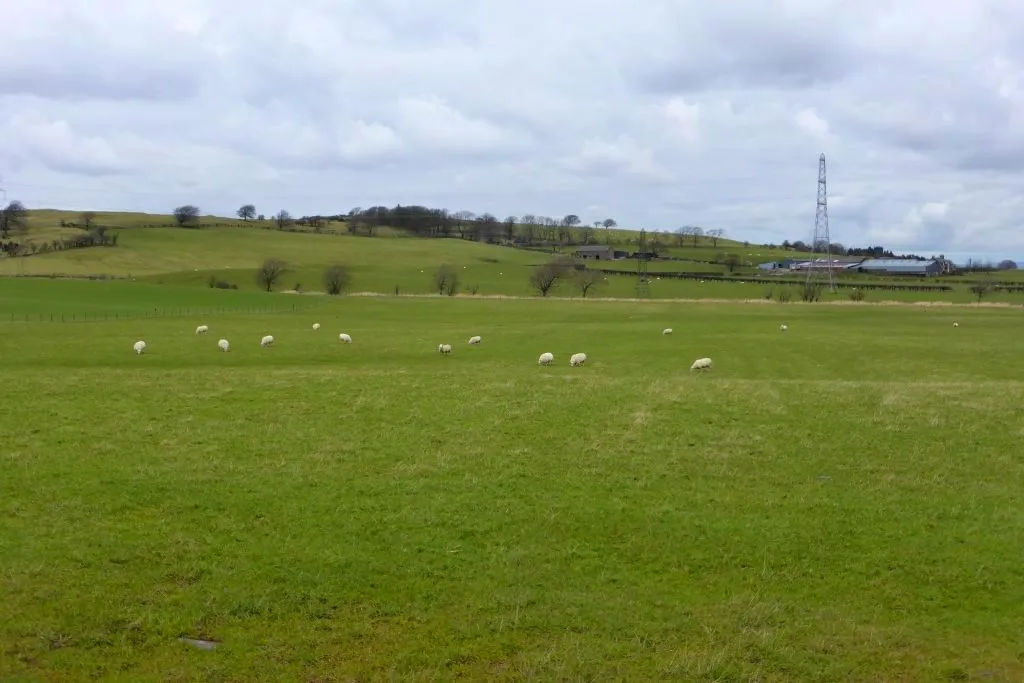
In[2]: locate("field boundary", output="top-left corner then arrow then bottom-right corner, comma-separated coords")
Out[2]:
321,291 -> 1024,309
2,302 -> 319,323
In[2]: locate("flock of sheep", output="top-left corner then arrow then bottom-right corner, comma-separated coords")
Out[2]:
129,321 -> 726,370
131,317 -> 963,371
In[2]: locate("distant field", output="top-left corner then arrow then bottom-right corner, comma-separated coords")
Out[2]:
2,295 -> 1023,681
2,210 -> 1021,306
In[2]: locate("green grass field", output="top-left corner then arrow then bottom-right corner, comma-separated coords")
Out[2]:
2,291 -> 1023,681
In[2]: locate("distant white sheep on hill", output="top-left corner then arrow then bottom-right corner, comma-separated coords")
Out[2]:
338,333 -> 352,344
312,323 -> 321,331
468,335 -> 481,345
195,325 -> 209,335
690,357 -> 713,371
260,335 -> 274,347
538,352 -> 554,365
570,352 -> 587,367
218,339 -> 230,352
438,343 -> 452,355
780,323 -> 788,331
662,328 -> 673,335
133,340 -> 146,355
953,322 -> 959,328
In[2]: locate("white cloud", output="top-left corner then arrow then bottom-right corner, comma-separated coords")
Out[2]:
0,0 -> 1022,258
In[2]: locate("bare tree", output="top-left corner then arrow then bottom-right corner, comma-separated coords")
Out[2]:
237,204 -> 256,222
173,205 -> 200,227
503,216 -> 518,242
575,268 -> 605,298
969,282 -> 992,302
434,264 -> 460,296
274,210 -> 292,230
529,256 -> 574,296
684,225 -> 703,247
674,227 -> 687,247
724,253 -> 741,272
323,263 -> 352,295
602,218 -> 617,229
0,200 -> 28,239
997,259 -> 1017,270
256,258 -> 288,292
706,228 -> 724,247
79,211 -> 97,230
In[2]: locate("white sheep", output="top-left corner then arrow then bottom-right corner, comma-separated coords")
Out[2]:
195,325 -> 209,335
133,340 -> 146,355
690,357 -> 713,371
662,328 -> 673,335
438,343 -> 452,355
538,352 -> 554,365
338,333 -> 352,344
468,335 -> 481,345
218,339 -> 230,352
953,322 -> 959,328
312,323 -> 321,331
570,352 -> 587,367
780,323 -> 788,331
260,335 -> 274,347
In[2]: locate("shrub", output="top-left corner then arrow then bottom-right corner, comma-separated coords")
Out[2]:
323,264 -> 352,295
848,288 -> 866,301
800,281 -> 823,302
776,288 -> 793,303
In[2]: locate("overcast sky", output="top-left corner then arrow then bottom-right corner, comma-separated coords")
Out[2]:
1,0 -> 1022,262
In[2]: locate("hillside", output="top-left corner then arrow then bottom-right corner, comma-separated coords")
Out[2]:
1,209 -> 1022,305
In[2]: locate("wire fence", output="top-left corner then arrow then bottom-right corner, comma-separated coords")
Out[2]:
3,302 -> 320,323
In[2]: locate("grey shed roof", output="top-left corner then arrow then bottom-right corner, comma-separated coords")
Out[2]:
576,245 -> 612,252
859,258 -> 936,269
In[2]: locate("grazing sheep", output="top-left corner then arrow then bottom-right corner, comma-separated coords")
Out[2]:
662,328 -> 673,335
780,323 -> 788,331
195,325 -> 209,335
260,335 -> 274,348
312,323 -> 321,331
438,343 -> 452,355
538,352 -> 554,365
570,352 -> 587,367
133,340 -> 146,355
468,335 -> 481,345
690,357 -> 713,371
953,322 -> 959,328
338,333 -> 352,344
218,339 -> 230,352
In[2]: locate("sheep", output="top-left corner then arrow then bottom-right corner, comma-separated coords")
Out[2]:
662,328 -> 673,335
195,325 -> 209,335
690,357 -> 713,371
538,352 -> 554,365
468,335 -> 482,345
780,323 -> 788,331
570,352 -> 587,367
133,340 -> 147,355
260,335 -> 274,347
312,323 -> 321,331
218,339 -> 230,352
438,343 -> 452,355
338,333 -> 352,344
953,322 -> 959,328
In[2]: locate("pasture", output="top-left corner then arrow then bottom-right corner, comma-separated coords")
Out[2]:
2,288 -> 1023,681
4,209 -> 1021,304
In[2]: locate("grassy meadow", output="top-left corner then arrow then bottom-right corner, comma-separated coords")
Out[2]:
3,209 -> 1022,305
2,290 -> 1024,681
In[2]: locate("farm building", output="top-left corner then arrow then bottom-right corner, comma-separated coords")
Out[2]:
758,259 -> 799,270
856,259 -> 945,276
791,258 -> 864,271
574,245 -> 615,261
